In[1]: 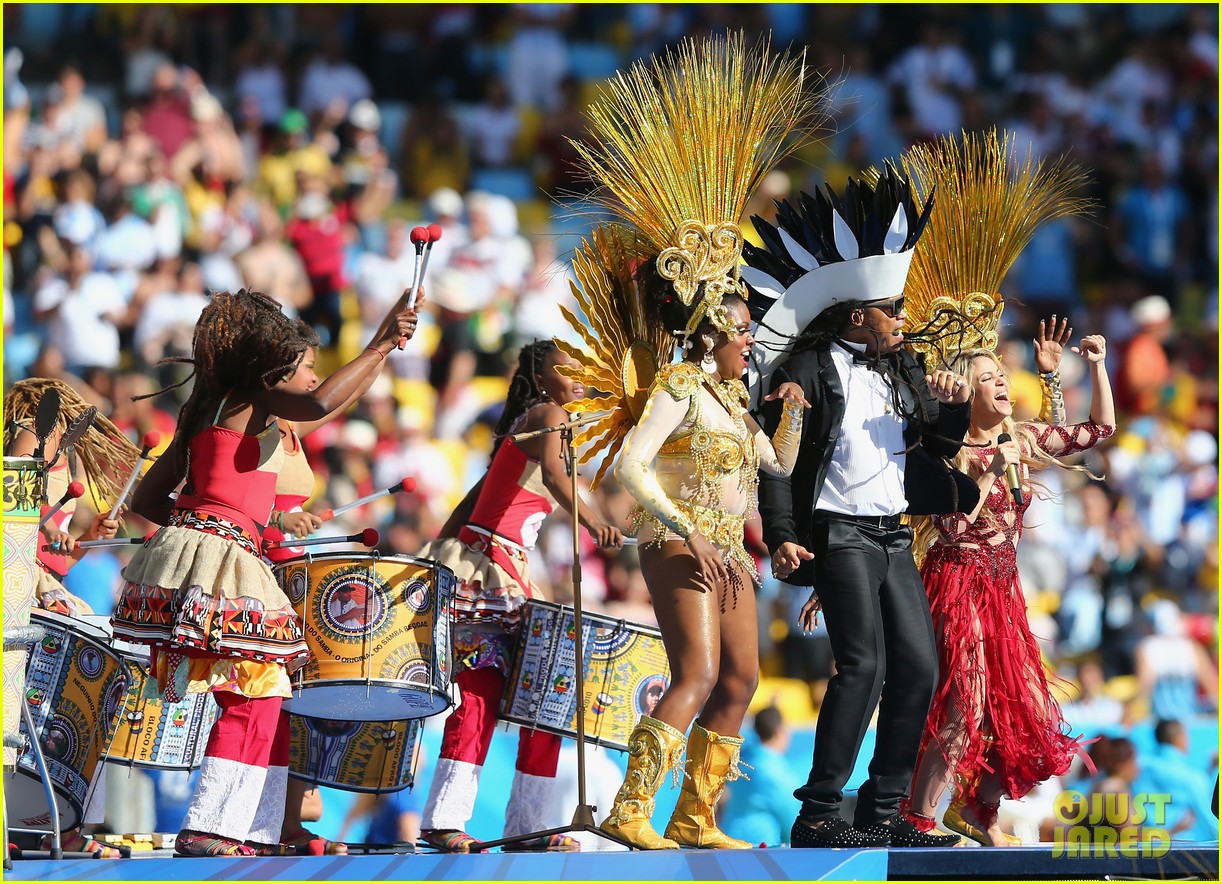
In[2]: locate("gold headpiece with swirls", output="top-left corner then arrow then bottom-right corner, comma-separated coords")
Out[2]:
571,32 -> 823,337
894,128 -> 1092,367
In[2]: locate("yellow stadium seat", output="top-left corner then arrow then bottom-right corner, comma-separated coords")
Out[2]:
393,378 -> 438,411
1103,675 -> 1139,702
470,376 -> 511,411
749,677 -> 818,726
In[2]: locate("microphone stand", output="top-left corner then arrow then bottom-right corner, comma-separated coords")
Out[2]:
476,414 -> 636,852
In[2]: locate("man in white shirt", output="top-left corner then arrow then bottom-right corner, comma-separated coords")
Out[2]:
32,242 -> 127,374
746,169 -> 975,848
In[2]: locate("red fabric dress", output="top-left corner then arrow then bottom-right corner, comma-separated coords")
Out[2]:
114,422 -> 308,694
917,419 -> 1115,801
420,435 -> 554,673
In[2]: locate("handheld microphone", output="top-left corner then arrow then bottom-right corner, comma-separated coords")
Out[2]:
996,433 -> 1025,506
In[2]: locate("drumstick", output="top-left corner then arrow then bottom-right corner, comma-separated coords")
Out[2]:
318,477 -> 416,521
109,431 -> 160,520
78,529 -> 159,550
400,227 -> 430,345
265,527 -> 379,550
409,223 -> 442,310
77,537 -> 144,549
38,481 -> 84,528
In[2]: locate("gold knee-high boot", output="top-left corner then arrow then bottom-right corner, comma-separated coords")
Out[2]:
664,724 -> 752,849
600,716 -> 685,850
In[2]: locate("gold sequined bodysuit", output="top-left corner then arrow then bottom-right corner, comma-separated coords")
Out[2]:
615,362 -> 803,580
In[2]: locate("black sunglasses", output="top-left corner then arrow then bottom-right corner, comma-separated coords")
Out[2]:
870,295 -> 905,317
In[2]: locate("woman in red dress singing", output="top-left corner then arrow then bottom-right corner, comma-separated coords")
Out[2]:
113,289 -> 417,857
902,326 -> 1116,846
416,339 -> 623,854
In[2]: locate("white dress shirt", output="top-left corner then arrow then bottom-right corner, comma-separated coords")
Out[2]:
815,340 -> 909,517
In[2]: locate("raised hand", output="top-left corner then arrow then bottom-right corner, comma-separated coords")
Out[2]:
1071,335 -> 1107,363
378,306 -> 419,351
1033,315 -> 1073,374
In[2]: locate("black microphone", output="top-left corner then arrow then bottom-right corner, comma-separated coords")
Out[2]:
996,432 -> 1025,506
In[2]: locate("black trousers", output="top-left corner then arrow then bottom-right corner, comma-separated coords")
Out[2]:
793,513 -> 938,826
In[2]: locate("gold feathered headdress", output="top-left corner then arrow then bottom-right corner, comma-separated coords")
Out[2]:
570,31 -> 824,338
554,33 -> 827,487
896,128 -> 1092,367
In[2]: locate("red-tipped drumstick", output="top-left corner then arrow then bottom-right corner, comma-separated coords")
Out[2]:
410,224 -> 442,311
265,527 -> 379,551
109,431 -> 160,520
319,477 -> 416,521
38,481 -> 85,529
400,227 -> 430,347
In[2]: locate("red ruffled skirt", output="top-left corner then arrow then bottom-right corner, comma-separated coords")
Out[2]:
918,542 -> 1085,800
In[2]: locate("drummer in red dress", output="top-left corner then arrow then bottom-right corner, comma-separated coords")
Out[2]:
112,288 -> 417,857
4,378 -> 140,857
416,340 -> 623,853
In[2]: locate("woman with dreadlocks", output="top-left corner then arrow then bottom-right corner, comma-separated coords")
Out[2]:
903,330 -> 1115,846
5,379 -> 140,857
5,378 -> 141,617
112,288 -> 418,857
415,339 -> 623,854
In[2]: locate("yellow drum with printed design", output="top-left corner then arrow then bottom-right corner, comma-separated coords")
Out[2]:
4,610 -> 130,829
276,552 -> 454,721
104,655 -> 220,770
77,614 -> 221,771
289,714 -> 421,792
500,600 -> 672,751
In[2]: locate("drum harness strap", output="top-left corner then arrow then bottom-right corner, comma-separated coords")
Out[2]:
464,523 -> 530,556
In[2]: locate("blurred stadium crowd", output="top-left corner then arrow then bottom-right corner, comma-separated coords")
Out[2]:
3,3 -> 1216,843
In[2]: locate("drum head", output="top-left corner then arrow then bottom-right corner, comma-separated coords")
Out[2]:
283,682 -> 450,721
4,764 -> 82,829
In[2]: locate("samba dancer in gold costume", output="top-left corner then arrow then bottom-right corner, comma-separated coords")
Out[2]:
555,33 -> 830,850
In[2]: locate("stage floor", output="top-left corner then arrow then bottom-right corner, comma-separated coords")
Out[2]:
5,843 -> 1217,881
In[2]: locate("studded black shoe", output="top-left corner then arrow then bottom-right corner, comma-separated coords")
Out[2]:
790,816 -> 891,848
856,814 -> 962,848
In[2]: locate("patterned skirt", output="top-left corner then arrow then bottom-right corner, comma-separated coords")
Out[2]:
113,510 -> 307,699
420,525 -> 536,675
